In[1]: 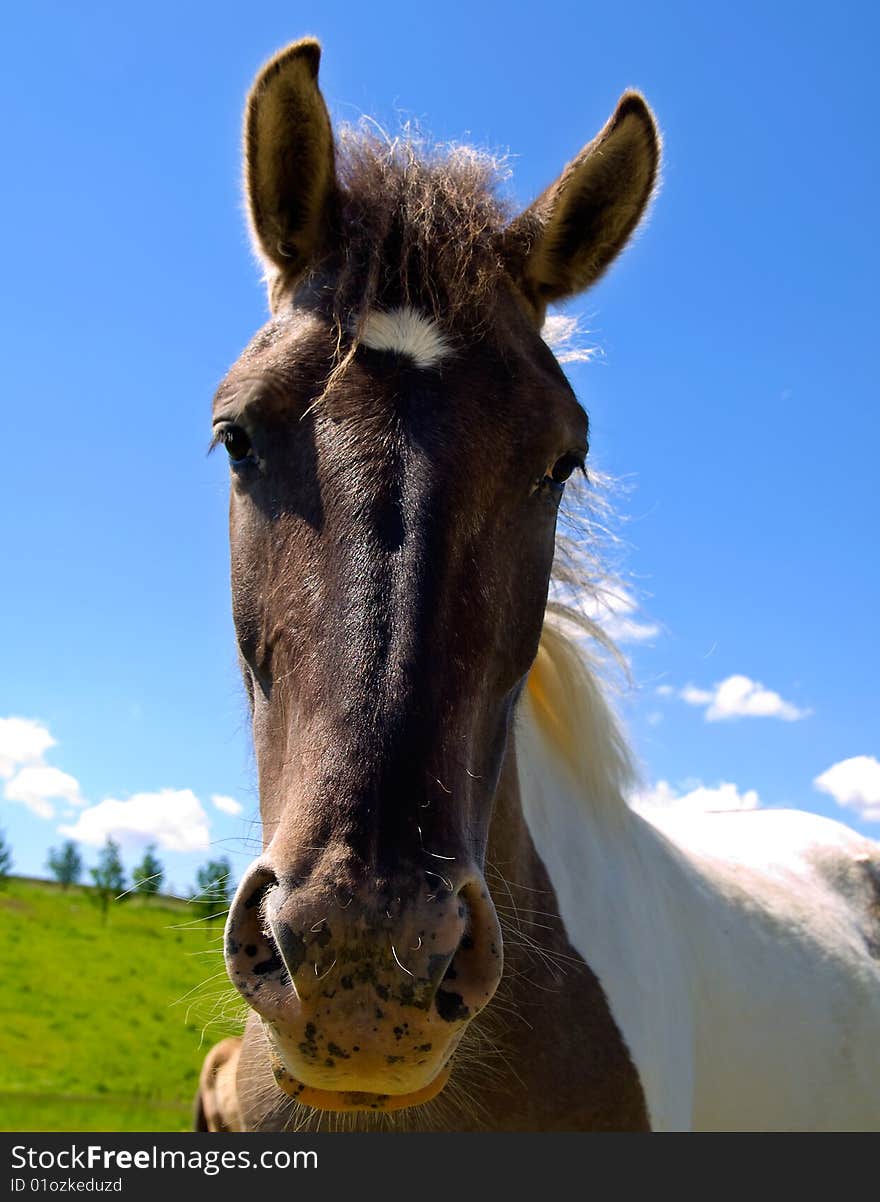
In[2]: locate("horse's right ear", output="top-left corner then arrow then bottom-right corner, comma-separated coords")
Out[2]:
244,39 -> 337,301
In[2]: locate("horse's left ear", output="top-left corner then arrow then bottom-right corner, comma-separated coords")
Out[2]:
505,93 -> 660,320
244,38 -> 337,301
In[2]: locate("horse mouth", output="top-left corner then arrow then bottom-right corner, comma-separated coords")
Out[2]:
270,1055 -> 452,1112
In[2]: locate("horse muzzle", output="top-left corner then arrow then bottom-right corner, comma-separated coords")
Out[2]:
224,859 -> 503,1110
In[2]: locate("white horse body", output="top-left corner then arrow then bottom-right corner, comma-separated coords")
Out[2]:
517,622 -> 880,1131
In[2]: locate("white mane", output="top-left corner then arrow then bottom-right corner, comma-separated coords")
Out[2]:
523,614 -> 636,815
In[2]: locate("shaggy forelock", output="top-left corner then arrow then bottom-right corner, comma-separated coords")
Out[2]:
329,124 -> 514,330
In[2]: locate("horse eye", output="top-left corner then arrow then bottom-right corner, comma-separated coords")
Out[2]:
220,425 -> 253,465
550,449 -> 587,484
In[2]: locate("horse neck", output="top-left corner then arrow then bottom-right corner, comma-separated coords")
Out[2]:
469,677 -> 650,1131
485,668 -> 634,956
506,628 -> 701,1131
488,624 -> 642,956
483,736 -> 558,941
486,636 -> 639,962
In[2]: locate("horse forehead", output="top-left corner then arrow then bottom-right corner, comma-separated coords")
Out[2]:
237,306 -> 455,374
223,304 -> 560,444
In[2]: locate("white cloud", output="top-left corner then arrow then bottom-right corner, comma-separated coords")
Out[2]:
0,717 -> 55,778
1,712 -> 217,847
680,684 -> 714,707
541,314 -> 596,364
211,793 -> 243,816
672,675 -> 809,722
5,765 -> 83,819
561,581 -> 659,645
60,788 -> 211,852
814,756 -> 880,823
1,716 -> 83,818
632,779 -> 761,815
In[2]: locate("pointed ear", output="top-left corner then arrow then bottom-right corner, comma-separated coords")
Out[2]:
244,38 -> 337,297
506,92 -> 660,319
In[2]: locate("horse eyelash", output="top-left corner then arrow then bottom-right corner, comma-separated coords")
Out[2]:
206,429 -> 225,456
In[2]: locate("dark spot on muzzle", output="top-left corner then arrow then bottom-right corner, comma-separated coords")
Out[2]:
435,989 -> 469,1023
253,952 -> 284,977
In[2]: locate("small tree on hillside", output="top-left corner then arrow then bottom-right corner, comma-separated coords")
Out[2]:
0,829 -> 12,886
89,837 -> 126,922
193,857 -> 234,929
132,844 -> 164,896
47,840 -> 83,889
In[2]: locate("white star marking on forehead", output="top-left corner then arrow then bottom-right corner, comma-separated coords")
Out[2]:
359,306 -> 452,368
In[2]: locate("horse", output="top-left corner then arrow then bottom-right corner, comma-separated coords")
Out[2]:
195,38 -> 880,1132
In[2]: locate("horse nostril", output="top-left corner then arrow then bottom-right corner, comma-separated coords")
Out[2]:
267,913 -> 309,981
433,879 -> 503,1023
240,864 -> 278,917
224,863 -> 288,1001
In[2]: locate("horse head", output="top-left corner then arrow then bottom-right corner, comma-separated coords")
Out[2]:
219,38 -> 659,1114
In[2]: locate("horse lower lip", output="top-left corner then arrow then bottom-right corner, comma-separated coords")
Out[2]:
271,1062 -> 452,1112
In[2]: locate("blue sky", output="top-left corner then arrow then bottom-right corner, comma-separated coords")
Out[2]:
2,1 -> 878,892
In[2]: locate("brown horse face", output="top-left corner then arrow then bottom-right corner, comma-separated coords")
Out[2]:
218,40 -> 658,1112
218,298 -> 588,1109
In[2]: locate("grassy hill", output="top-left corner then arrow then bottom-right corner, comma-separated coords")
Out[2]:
0,876 -> 245,1132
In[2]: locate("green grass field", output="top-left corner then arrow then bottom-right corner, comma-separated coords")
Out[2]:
0,877 -> 245,1132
